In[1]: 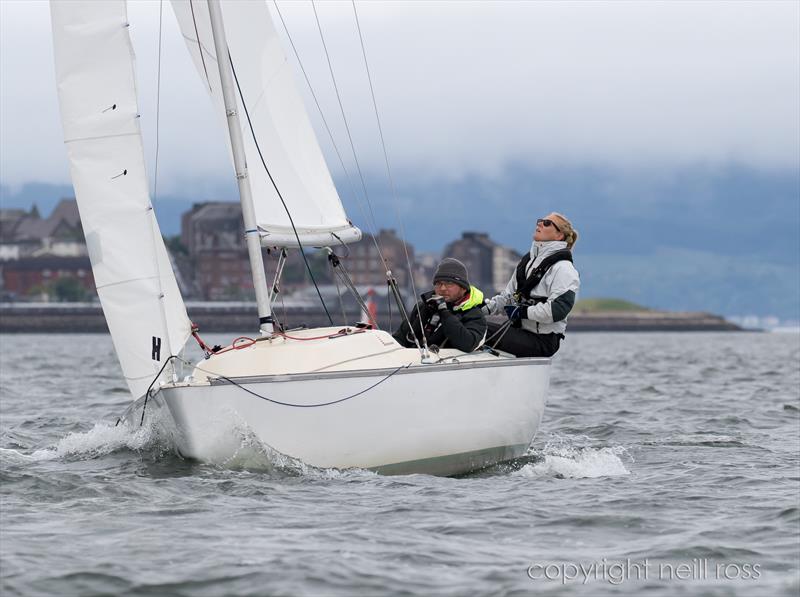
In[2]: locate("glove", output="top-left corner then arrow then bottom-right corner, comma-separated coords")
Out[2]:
426,294 -> 447,311
480,301 -> 491,316
504,304 -> 526,322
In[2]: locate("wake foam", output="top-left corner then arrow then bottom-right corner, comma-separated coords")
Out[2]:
30,422 -> 154,461
215,425 -> 312,474
19,407 -> 176,463
3,407 -> 371,479
517,439 -> 632,479
215,422 -> 376,479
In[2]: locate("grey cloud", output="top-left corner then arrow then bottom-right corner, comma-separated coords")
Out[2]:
1,0 -> 797,194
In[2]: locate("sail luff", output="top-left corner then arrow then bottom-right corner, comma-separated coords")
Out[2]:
50,0 -> 192,399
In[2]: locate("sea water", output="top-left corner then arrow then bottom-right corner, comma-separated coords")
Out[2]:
1,332 -> 798,596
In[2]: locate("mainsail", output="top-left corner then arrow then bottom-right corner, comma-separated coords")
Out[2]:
50,1 -> 192,399
170,0 -> 361,247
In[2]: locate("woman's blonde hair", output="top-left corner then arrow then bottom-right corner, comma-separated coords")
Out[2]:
551,213 -> 579,249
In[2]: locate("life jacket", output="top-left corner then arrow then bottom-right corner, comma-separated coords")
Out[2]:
513,249 -> 573,304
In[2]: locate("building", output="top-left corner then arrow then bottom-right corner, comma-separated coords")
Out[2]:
491,243 -> 521,293
442,232 -> 521,294
0,199 -> 87,260
180,201 -> 339,300
343,229 -> 415,290
411,251 -> 440,291
1,256 -> 95,301
181,202 -> 253,301
0,200 -> 93,300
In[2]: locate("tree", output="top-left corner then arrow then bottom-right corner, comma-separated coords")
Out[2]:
164,235 -> 188,256
51,277 -> 88,302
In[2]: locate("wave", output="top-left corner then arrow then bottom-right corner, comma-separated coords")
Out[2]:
0,406 -> 177,465
208,421 -> 377,480
1,405 -> 376,481
31,421 -> 160,461
643,433 -> 751,448
516,438 -> 632,479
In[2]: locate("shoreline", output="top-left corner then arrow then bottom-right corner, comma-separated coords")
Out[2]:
0,303 -> 744,333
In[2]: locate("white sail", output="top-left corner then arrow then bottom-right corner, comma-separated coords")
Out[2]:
170,0 -> 361,247
50,1 -> 192,399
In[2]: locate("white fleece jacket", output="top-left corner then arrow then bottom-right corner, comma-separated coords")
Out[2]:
487,240 -> 580,335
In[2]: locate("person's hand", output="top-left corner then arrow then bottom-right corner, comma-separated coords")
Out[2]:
504,304 -> 525,322
426,294 -> 447,311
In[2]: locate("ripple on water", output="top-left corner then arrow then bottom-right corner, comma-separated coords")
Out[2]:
1,332 -> 798,596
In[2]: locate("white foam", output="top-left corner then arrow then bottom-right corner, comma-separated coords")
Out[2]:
517,443 -> 631,479
218,422 -> 377,479
27,412 -> 170,462
216,426 -> 312,474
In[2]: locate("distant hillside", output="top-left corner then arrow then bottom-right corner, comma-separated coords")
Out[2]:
574,298 -> 650,312
2,161 -> 798,320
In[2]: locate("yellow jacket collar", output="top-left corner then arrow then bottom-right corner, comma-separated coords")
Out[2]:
454,286 -> 484,311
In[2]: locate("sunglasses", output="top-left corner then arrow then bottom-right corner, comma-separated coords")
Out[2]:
537,218 -> 561,232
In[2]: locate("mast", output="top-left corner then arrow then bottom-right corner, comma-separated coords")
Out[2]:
207,0 -> 273,335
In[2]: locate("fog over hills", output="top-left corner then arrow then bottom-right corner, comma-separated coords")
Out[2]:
3,163 -> 798,320
2,1 -> 797,320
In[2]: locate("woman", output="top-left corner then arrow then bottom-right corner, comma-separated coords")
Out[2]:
483,212 -> 580,357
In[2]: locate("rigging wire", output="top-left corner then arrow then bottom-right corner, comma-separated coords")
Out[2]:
152,0 -> 164,203
309,1 -> 425,350
387,283 -> 393,330
484,319 -> 514,349
327,252 -> 373,325
350,1 -> 420,301
275,2 -> 422,344
309,1 -> 390,276
350,1 -> 429,350
227,55 -> 334,325
188,0 -> 213,92
331,259 -> 349,325
273,2 -> 393,309
271,2 -> 380,255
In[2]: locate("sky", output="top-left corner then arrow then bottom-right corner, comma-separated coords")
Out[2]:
1,0 -> 798,197
1,0 -> 799,319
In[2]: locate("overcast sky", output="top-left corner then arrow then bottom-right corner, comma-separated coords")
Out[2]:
1,0 -> 798,197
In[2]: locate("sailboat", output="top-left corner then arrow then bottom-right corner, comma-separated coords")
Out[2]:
49,0 -> 551,476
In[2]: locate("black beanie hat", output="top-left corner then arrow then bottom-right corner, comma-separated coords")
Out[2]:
433,258 -> 470,290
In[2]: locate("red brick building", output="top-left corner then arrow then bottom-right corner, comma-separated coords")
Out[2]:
0,200 -> 93,300
181,202 -> 254,300
1,255 -> 94,300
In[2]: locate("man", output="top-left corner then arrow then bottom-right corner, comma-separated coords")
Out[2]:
483,212 -> 580,357
393,258 -> 487,353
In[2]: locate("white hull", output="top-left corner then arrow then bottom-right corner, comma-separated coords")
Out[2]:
156,328 -> 551,476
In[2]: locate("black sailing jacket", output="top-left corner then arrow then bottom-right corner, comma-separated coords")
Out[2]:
392,288 -> 487,353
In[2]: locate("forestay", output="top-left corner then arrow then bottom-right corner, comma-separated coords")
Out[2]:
50,1 -> 192,400
170,0 -> 361,247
